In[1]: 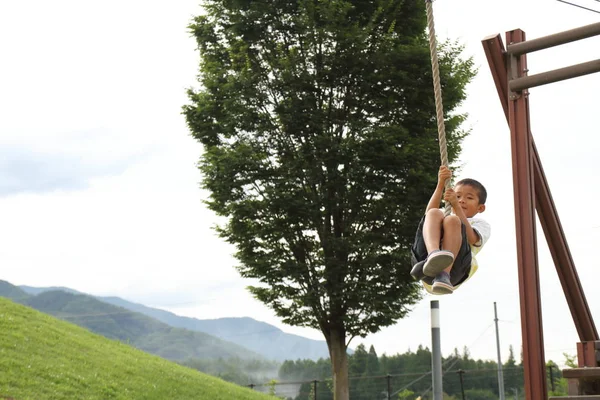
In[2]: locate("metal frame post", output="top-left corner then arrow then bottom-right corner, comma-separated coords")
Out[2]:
482,31 -> 599,342
431,300 -> 443,400
506,28 -> 547,400
482,21 -> 600,399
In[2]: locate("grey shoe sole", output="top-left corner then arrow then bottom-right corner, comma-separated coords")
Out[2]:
423,251 -> 454,277
432,282 -> 454,295
410,261 -> 426,281
411,261 -> 435,285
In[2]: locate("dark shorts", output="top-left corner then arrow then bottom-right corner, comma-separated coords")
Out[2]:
411,215 -> 472,286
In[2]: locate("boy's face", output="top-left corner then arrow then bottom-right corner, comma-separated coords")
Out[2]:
454,184 -> 486,218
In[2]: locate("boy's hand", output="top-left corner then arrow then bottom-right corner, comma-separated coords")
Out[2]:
437,166 -> 452,188
444,187 -> 459,206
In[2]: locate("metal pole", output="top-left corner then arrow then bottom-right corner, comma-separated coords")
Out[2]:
506,21 -> 600,55
509,59 -> 600,92
387,374 -> 391,400
548,365 -> 555,392
513,387 -> 519,400
506,28 -> 548,400
313,380 -> 318,400
495,302 -> 506,400
457,370 -> 466,400
431,300 -> 443,400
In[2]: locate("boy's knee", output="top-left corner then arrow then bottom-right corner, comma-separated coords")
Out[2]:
426,208 -> 444,220
443,214 -> 461,229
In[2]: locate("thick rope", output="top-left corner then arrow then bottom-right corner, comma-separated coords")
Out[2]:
425,0 -> 452,216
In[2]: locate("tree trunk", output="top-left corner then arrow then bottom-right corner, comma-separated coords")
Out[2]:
328,327 -> 349,400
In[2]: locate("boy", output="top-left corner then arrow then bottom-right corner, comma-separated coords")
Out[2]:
410,166 -> 491,295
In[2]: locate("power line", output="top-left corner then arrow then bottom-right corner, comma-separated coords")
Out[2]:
556,0 -> 600,14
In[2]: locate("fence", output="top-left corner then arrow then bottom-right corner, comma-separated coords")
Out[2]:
245,366 -> 560,399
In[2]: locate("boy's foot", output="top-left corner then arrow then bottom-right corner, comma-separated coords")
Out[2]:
432,271 -> 454,295
423,250 -> 454,277
410,261 -> 426,281
410,261 -> 435,285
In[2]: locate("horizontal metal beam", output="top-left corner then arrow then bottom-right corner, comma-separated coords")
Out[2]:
509,59 -> 600,92
507,22 -> 600,56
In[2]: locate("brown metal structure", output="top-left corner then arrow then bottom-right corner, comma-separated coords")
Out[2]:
482,22 -> 600,400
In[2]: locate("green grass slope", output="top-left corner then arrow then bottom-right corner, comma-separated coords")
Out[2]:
17,289 -> 262,361
0,297 -> 272,400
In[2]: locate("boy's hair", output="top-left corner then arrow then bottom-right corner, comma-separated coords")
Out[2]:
456,178 -> 487,205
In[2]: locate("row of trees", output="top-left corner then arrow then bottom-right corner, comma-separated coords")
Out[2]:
275,344 -> 527,399
182,343 -> 571,399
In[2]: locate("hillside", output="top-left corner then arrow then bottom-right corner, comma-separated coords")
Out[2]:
0,297 -> 272,400
98,296 -> 331,361
0,280 -> 29,302
0,282 -> 262,361
19,284 -> 332,361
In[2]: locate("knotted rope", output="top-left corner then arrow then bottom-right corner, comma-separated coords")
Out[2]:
425,0 -> 452,216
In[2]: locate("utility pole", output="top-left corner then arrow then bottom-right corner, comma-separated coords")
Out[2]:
457,369 -> 466,400
494,302 -> 506,400
548,365 -> 556,392
386,374 -> 391,400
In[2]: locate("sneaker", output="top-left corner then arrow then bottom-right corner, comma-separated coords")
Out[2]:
410,261 -> 435,285
432,271 -> 454,295
423,250 -> 454,277
410,260 -> 426,281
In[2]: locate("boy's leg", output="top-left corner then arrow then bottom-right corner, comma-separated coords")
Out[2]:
432,215 -> 463,294
440,215 -> 462,269
422,209 -> 454,277
422,208 -> 444,253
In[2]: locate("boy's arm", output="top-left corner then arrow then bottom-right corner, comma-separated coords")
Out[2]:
426,166 -> 452,212
426,186 -> 444,213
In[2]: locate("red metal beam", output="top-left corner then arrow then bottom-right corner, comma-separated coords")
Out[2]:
482,34 -> 509,118
482,32 -> 598,344
505,29 -> 548,400
533,145 -> 599,344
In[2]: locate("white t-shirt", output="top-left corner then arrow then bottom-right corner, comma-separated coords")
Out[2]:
468,217 -> 491,280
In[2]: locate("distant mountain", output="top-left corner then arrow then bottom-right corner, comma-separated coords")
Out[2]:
19,285 -> 82,296
19,285 -> 333,361
0,280 -> 30,302
96,297 -> 331,362
0,281 -> 261,361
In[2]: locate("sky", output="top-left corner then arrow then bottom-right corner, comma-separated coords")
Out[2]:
1,0 -> 599,371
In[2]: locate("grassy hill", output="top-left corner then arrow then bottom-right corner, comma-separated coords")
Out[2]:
0,297 -> 272,400
18,284 -> 332,362
0,282 -> 262,362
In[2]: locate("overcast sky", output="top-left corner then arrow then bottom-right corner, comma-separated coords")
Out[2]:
1,0 -> 599,369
